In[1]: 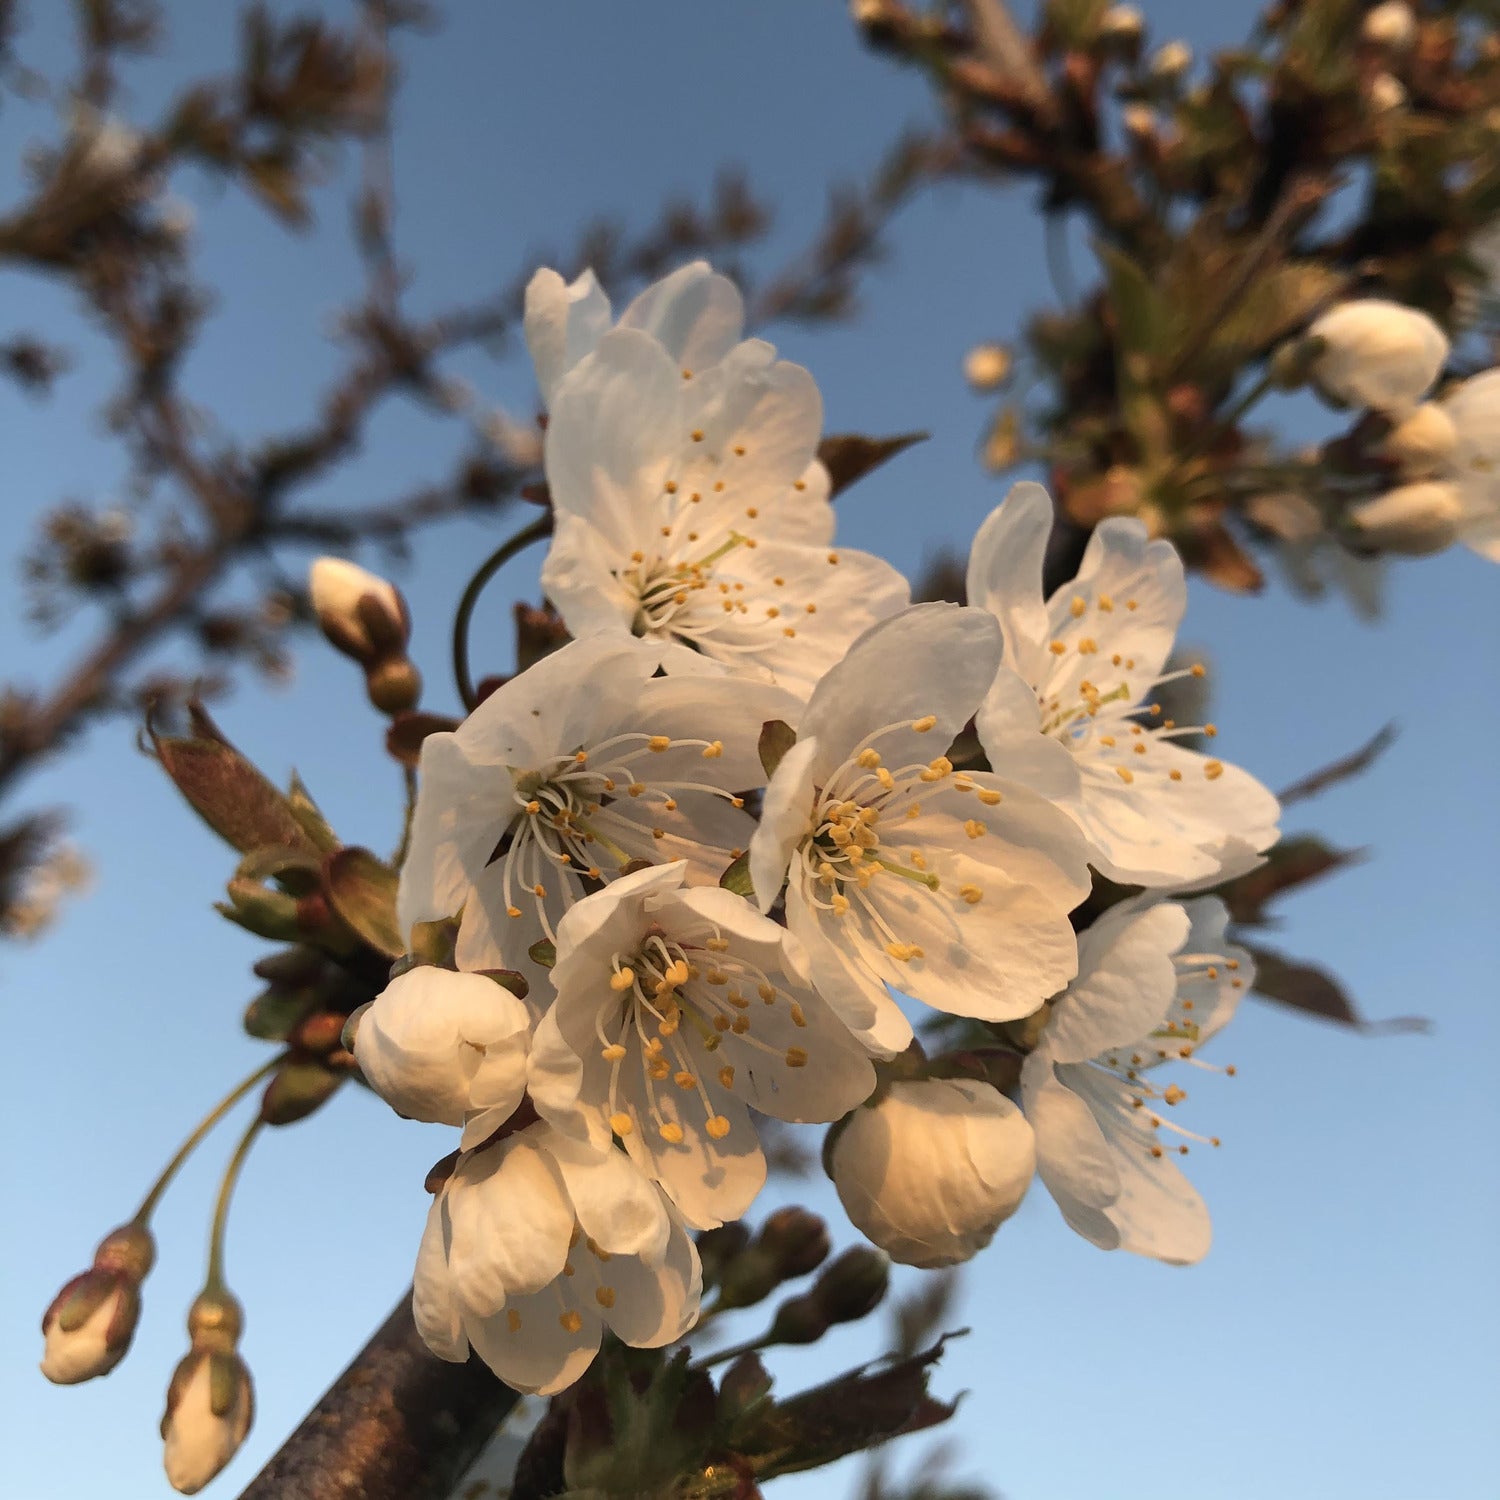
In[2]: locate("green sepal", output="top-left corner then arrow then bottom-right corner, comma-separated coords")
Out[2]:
719,851 -> 754,899
758,719 -> 796,780
323,846 -> 403,957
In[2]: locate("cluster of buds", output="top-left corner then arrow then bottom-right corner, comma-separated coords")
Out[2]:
309,557 -> 422,715
160,1290 -> 255,1495
40,1222 -> 154,1385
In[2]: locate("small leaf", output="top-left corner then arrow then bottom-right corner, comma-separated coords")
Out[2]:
260,1058 -> 343,1125
475,968 -> 531,1001
243,985 -> 318,1041
149,701 -> 318,856
817,432 -> 926,498
1243,943 -> 1429,1034
324,846 -> 403,957
1277,723 -> 1398,807
720,851 -> 754,899
528,938 -> 556,968
286,772 -> 341,852
759,719 -> 797,779
1213,835 -> 1366,926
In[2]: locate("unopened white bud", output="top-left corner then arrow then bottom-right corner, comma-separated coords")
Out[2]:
1149,40 -> 1192,82
1368,72 -> 1407,114
1349,481 -> 1463,554
1121,103 -> 1159,142
354,967 -> 532,1144
850,0 -> 891,24
963,343 -> 1012,391
830,1078 -> 1035,1269
41,1283 -> 134,1384
1098,4 -> 1144,45
1307,299 -> 1449,414
1382,402 -> 1458,476
162,1352 -> 254,1494
1362,0 -> 1416,49
308,556 -> 407,661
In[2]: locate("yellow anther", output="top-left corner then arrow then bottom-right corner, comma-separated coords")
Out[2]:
663,797 -> 678,811
911,714 -> 938,732
1116,766 -> 1135,784
1070,595 -> 1087,618
648,735 -> 672,752
783,627 -> 797,638
964,819 -> 987,840
877,768 -> 895,790
794,479 -> 807,490
1077,637 -> 1097,654
1127,598 -> 1140,610
533,883 -> 547,898
706,967 -> 728,985
784,1047 -> 809,1069
904,803 -> 922,819
659,1121 -> 685,1144
706,936 -> 730,952
1098,594 -> 1114,611
1169,769 -> 1183,782
559,1309 -> 583,1333
885,941 -> 921,962
706,1115 -> 732,1139
610,968 -> 635,992
1204,760 -> 1224,780
525,799 -> 542,815
1226,959 -> 1240,971
857,748 -> 882,768
630,550 -> 645,564
1191,662 -> 1206,677
691,429 -> 704,442
713,1014 -> 731,1032
976,787 -> 1003,806
628,781 -> 646,796
1099,736 -> 1116,748
609,1112 -> 633,1136
733,444 -> 747,456
1049,640 -> 1068,655
665,480 -> 678,494
1133,742 -> 1147,755
1163,1084 -> 1187,1106
702,740 -> 724,758
507,905 -> 522,918
730,1015 -> 750,1034
595,1285 -> 617,1308
827,552 -> 840,564
507,1309 -> 522,1332
959,884 -> 983,905
920,756 -> 953,782
831,894 -> 850,915
767,605 -> 780,619
674,1071 -> 697,1091
789,1002 -> 807,1027
727,991 -> 750,1010
1204,723 -> 1218,737
601,1043 -> 628,1062
652,828 -> 666,841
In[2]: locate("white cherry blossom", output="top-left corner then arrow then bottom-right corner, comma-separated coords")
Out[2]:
748,603 -> 1092,1056
540,325 -> 909,698
399,635 -> 798,998
352,967 -> 532,1150
967,483 -> 1280,886
414,1122 -> 700,1395
829,1077 -> 1035,1268
528,862 -> 876,1229
524,260 -> 746,409
1021,895 -> 1251,1264
1432,368 -> 1500,562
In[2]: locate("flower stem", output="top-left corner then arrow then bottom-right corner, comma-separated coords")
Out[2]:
206,1115 -> 265,1294
689,1328 -> 776,1370
450,512 -> 554,712
132,1056 -> 282,1227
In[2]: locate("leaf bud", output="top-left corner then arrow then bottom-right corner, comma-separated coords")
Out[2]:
766,1290 -> 828,1347
40,1222 -> 155,1385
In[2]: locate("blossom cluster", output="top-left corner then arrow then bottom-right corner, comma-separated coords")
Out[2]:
345,261 -> 1278,1395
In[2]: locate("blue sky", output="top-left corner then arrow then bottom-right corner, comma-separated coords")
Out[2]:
2,4 -> 1497,1498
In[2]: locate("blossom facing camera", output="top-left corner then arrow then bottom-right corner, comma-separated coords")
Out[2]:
415,1122 -> 701,1395
308,557 -> 408,663
353,966 -> 533,1149
1349,482 -> 1464,555
528,861 -> 877,1229
161,1291 -> 254,1495
40,1221 -> 155,1385
829,1078 -> 1036,1268
1307,299 -> 1449,415
967,483 -> 1280,887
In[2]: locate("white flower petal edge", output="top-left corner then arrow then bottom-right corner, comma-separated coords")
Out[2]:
397,634 -> 798,998
968,483 -> 1280,886
523,260 -> 745,409
1307,298 -> 1449,416
415,1122 -> 701,1395
529,862 -> 877,1230
749,604 -> 1091,1056
353,968 -> 531,1129
540,325 -> 909,699
1021,896 -> 1252,1265
1439,367 -> 1500,562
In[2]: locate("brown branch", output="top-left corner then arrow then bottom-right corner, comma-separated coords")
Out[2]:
236,1293 -> 520,1500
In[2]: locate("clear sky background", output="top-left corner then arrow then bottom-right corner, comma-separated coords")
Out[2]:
3,4 -> 1497,1499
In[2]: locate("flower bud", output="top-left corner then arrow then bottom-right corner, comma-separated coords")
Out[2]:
1368,72 -> 1407,114
162,1291 -> 254,1495
1120,103 -> 1158,144
1349,481 -> 1463,555
1148,39 -> 1192,82
1307,299 -> 1449,415
1382,402 -> 1458,477
830,1078 -> 1036,1268
308,557 -> 409,663
1098,3 -> 1145,51
809,1245 -> 890,1325
962,343 -> 1012,392
40,1222 -> 155,1384
1362,0 -> 1416,49
758,1206 -> 831,1280
365,655 -> 423,715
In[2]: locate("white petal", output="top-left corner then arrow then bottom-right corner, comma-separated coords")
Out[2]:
1021,1056 -> 1122,1248
463,1285 -> 602,1396
545,1132 -> 673,1263
798,603 -> 1003,780
600,1210 -> 703,1347
618,261 -> 744,371
412,1195 -> 469,1362
749,733 -> 820,913
539,514 -> 639,640
524,267 -> 613,407
966,481 -> 1055,684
